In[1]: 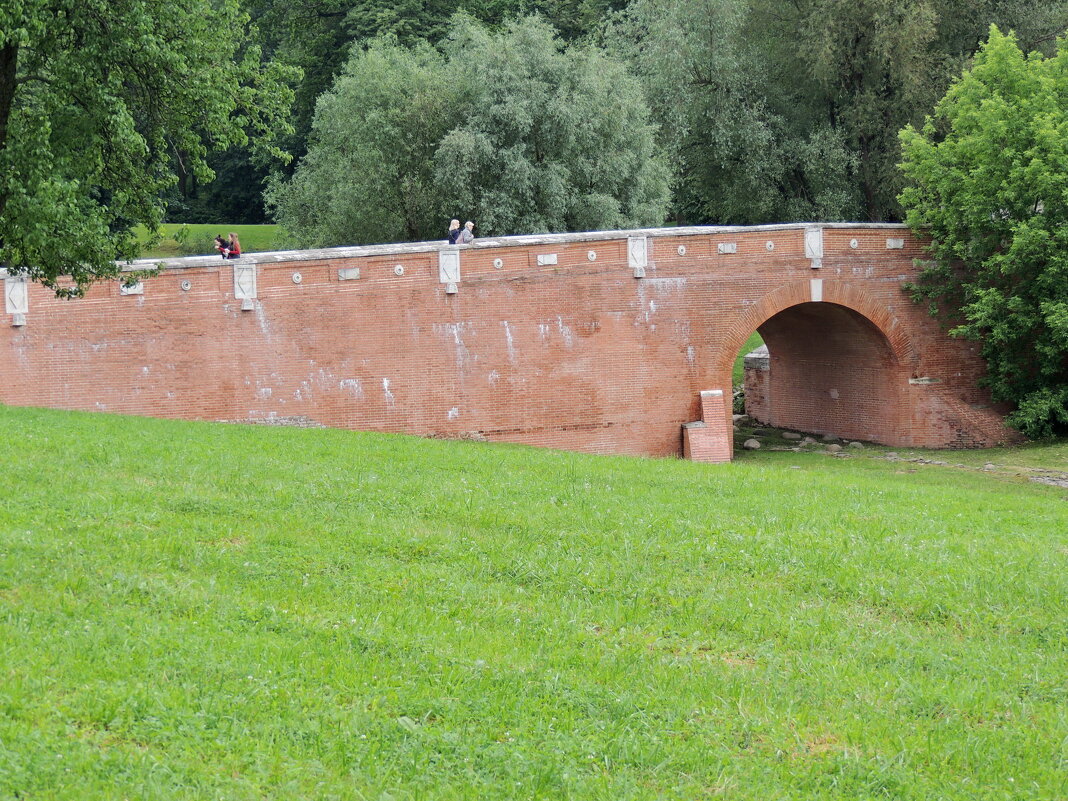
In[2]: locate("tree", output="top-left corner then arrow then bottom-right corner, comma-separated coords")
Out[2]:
436,15 -> 669,235
605,0 -> 861,225
266,38 -> 458,246
605,0 -> 1068,226
899,26 -> 1068,437
269,16 -> 670,246
0,0 -> 296,296
246,0 -> 525,168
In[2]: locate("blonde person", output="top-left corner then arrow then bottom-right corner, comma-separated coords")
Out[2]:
447,219 -> 461,244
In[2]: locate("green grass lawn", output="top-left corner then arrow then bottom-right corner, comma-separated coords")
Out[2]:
733,331 -> 765,386
136,224 -> 281,259
1,405 -> 1065,800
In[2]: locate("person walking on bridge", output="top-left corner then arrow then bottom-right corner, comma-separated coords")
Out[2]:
457,220 -> 475,244
447,219 -> 461,244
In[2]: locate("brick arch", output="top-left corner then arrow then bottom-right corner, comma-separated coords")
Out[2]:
710,279 -> 918,385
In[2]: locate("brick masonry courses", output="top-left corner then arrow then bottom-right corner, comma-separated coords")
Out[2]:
0,223 -> 1019,463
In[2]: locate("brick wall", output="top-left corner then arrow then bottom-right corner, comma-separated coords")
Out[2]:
0,224 -> 1017,460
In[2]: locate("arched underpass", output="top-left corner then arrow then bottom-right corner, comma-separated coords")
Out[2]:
743,302 -> 908,444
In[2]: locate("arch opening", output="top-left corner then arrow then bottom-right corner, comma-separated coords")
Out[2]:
742,302 -> 909,444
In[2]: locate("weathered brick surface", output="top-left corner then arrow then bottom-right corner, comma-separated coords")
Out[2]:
0,224 -> 1017,459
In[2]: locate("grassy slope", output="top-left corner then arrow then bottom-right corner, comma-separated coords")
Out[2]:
0,405 -> 1065,800
135,224 -> 281,259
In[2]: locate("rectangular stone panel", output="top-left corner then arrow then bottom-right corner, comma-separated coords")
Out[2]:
439,250 -> 460,283
4,274 -> 29,314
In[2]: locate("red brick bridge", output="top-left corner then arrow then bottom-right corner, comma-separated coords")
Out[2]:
0,223 -> 1014,462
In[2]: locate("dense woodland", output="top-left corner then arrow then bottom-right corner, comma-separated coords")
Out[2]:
170,0 -> 1068,233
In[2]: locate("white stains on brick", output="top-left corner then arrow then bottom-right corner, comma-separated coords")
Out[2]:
556,316 -> 574,348
256,386 -> 272,399
339,378 -> 364,398
447,407 -> 459,420
383,377 -> 395,406
254,301 -> 273,340
435,322 -> 473,371
648,277 -> 688,293
538,323 -> 551,341
295,378 -> 315,401
488,370 -> 500,385
141,366 -> 150,375
502,321 -> 517,363
687,345 -> 696,366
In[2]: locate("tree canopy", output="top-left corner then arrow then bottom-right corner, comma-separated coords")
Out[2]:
162,0 -> 1068,229
266,38 -> 456,246
899,26 -> 1068,437
606,0 -> 1068,225
268,15 -> 670,246
0,0 -> 296,295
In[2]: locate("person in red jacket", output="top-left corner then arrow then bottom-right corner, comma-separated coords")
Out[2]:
227,233 -> 242,259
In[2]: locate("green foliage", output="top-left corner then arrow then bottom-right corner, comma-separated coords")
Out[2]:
437,15 -> 669,235
755,0 -> 944,222
246,0 -> 524,167
165,145 -> 274,225
2,404 -> 1067,798
900,26 -> 1068,438
266,38 -> 457,246
606,0 -> 1068,224
0,0 -> 297,296
269,16 -> 670,246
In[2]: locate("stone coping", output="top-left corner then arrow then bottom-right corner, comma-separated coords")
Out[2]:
122,222 -> 910,272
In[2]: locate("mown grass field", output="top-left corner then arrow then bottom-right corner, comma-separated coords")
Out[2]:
0,405 -> 1065,800
135,224 -> 281,259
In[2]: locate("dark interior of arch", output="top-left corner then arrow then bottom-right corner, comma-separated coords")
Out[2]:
745,302 -> 909,444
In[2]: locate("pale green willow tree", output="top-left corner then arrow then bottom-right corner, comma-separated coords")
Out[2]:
0,0 -> 296,296
266,40 -> 458,246
270,15 -> 670,245
899,26 -> 1068,437
435,15 -> 669,235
